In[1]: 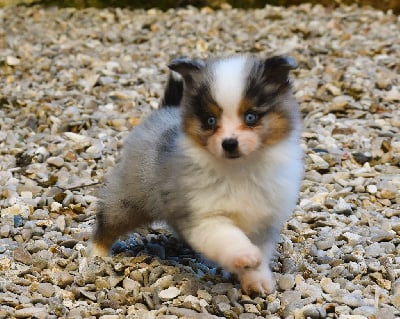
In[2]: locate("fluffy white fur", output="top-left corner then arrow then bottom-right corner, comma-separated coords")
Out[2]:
212,56 -> 248,111
179,133 -> 302,292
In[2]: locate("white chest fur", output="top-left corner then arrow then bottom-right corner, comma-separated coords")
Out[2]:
181,136 -> 303,237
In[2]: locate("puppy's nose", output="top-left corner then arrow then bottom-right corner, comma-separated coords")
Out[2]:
222,138 -> 239,153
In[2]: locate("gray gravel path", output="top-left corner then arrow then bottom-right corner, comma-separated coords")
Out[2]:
0,4 -> 399,319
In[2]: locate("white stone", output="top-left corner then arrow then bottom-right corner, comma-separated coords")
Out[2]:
320,277 -> 340,294
309,153 -> 330,170
50,202 -> 63,212
20,191 -> 33,199
64,132 -> 91,143
244,303 -> 260,314
333,197 -> 352,214
150,274 -> 174,290
47,156 -> 65,168
342,232 -> 361,246
86,141 -> 105,154
278,274 -> 295,291
366,185 -> 378,194
1,204 -> 30,218
385,88 -> 400,101
55,215 -> 66,232
14,307 -> 47,318
158,286 -> 180,301
122,277 -> 141,294
310,192 -> 329,206
6,56 -> 20,66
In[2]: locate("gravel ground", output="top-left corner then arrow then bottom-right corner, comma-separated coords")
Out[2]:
0,4 -> 399,319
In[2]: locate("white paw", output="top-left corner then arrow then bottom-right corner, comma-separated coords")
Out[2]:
225,244 -> 262,272
239,267 -> 275,295
86,241 -> 110,258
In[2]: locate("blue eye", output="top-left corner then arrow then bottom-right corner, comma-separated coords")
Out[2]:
244,112 -> 258,126
207,116 -> 217,127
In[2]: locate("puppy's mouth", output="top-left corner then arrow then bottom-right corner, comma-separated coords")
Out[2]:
224,152 -> 242,159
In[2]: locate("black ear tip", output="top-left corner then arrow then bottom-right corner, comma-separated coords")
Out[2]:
168,57 -> 191,70
266,55 -> 298,70
282,55 -> 298,69
168,57 -> 205,72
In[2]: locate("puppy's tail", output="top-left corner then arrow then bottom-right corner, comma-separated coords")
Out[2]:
160,71 -> 184,107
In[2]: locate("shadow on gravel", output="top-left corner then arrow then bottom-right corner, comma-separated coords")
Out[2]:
111,230 -> 235,283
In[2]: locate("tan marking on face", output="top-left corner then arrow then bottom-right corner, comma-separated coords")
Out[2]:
208,102 -> 222,118
183,102 -> 223,149
183,117 -> 209,146
238,98 -> 255,117
206,132 -> 223,158
258,111 -> 292,146
238,122 -> 250,131
233,130 -> 261,156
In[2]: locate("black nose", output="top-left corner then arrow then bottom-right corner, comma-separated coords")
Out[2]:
222,138 -> 239,152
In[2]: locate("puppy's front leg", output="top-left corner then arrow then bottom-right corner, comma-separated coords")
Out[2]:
238,260 -> 275,294
181,216 -> 262,274
238,240 -> 277,294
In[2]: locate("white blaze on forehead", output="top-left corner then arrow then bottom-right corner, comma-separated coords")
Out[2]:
211,56 -> 248,115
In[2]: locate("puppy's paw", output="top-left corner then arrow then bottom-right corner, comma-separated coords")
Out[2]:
86,241 -> 110,258
239,268 -> 275,295
228,245 -> 262,271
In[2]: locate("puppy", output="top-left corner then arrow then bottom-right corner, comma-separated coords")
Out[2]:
87,55 -> 303,294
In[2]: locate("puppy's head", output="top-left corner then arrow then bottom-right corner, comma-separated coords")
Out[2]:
169,55 -> 299,160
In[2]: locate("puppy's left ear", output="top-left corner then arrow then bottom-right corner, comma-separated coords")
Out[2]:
168,57 -> 206,86
263,55 -> 297,85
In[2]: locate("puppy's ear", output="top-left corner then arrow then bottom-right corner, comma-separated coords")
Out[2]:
168,58 -> 206,85
263,55 -> 297,85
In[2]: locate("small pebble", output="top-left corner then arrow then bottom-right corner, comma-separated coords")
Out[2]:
6,55 -> 20,66
301,304 -> 327,319
0,225 -> 11,238
243,304 -> 260,314
158,287 -> 180,301
46,156 -> 65,168
365,242 -> 385,258
366,185 -> 378,194
55,215 -> 66,232
333,198 -> 353,215
13,246 -> 33,265
13,215 -> 24,228
278,274 -> 295,291
14,307 -> 47,319
122,277 -> 141,294
320,278 -> 340,294
371,229 -> 394,242
37,283 -> 56,298
54,271 -> 74,288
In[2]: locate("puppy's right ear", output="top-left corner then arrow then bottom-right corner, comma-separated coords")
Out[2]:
168,58 -> 205,85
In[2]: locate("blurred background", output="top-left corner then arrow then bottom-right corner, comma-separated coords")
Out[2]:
0,0 -> 399,13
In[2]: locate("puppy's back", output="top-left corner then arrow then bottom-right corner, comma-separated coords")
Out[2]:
98,107 -> 182,221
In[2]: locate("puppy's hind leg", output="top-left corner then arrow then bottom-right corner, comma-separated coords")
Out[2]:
87,200 -> 150,257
